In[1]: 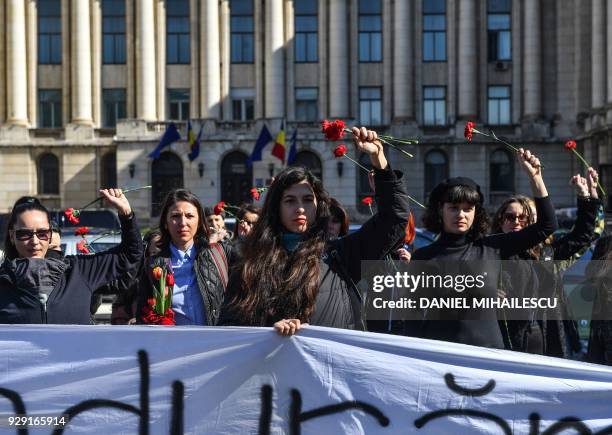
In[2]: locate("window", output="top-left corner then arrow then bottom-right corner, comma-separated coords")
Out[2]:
151,152 -> 184,216
295,87 -> 318,121
103,89 -> 126,127
168,89 -> 190,120
487,0 -> 511,61
37,153 -> 60,195
38,0 -> 62,64
295,0 -> 318,62
425,150 -> 448,197
221,151 -> 253,206
359,87 -> 382,126
359,0 -> 382,62
39,90 -> 62,128
231,88 -> 255,121
167,0 -> 190,64
101,152 -> 117,189
423,86 -> 446,126
488,86 -> 511,125
423,0 -> 446,61
292,150 -> 322,181
490,149 -> 514,192
231,0 -> 254,63
102,0 -> 126,64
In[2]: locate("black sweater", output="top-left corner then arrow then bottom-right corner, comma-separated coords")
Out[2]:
411,196 -> 558,348
0,213 -> 143,324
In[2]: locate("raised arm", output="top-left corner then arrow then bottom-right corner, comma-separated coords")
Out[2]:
72,189 -> 144,291
333,127 -> 410,283
486,149 -> 558,256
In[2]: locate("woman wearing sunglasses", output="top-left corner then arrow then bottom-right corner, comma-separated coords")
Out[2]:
491,169 -> 601,357
0,190 -> 143,324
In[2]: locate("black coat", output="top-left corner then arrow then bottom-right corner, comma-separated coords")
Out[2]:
411,196 -> 558,348
219,167 -> 411,329
0,214 -> 143,324
137,238 -> 234,326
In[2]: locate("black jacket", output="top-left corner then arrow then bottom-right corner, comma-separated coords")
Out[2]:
219,167 -> 411,329
137,238 -> 234,325
411,196 -> 558,348
0,213 -> 143,324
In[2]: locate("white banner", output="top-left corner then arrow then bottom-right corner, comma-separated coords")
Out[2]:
1,325 -> 612,434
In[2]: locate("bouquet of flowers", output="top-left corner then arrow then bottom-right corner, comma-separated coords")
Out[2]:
141,258 -> 176,325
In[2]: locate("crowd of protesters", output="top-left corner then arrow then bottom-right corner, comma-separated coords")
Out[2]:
1,126 -> 611,365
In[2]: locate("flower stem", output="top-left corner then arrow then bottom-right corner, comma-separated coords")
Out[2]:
572,149 -> 607,196
77,185 -> 153,212
407,195 -> 426,209
377,137 -> 414,158
343,155 -> 371,172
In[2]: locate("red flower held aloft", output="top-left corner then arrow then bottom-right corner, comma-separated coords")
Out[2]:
321,119 -> 347,141
76,239 -> 90,254
565,140 -> 577,151
74,226 -> 89,236
64,208 -> 80,225
464,121 -> 476,142
250,188 -> 260,201
361,197 -> 373,206
333,144 -> 348,158
214,201 -> 225,216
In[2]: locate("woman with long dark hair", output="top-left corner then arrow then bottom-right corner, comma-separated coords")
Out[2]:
0,190 -> 142,324
411,149 -> 558,348
137,189 -> 233,325
219,127 -> 410,334
491,170 -> 600,356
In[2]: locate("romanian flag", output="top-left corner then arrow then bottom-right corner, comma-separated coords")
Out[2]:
271,121 -> 286,163
187,120 -> 202,161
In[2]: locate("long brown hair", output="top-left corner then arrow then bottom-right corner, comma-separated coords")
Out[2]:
492,195 -> 542,259
229,166 -> 330,324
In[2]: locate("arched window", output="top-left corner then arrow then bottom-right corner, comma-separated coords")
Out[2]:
151,152 -> 184,216
424,150 -> 448,199
101,152 -> 117,189
356,152 -> 374,213
221,151 -> 252,205
489,148 -> 514,204
37,153 -> 59,194
292,150 -> 322,181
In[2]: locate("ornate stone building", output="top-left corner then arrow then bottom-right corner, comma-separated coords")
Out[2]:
0,0 -> 610,224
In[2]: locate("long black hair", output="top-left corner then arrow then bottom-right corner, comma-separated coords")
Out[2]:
229,166 -> 331,324
4,197 -> 52,260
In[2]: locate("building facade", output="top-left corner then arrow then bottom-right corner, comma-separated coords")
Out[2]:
0,0 -> 611,225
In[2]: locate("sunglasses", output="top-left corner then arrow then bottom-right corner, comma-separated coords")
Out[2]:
13,228 -> 52,241
503,213 -> 528,224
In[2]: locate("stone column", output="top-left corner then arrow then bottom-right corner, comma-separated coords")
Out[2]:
0,0 -> 5,123
201,0 -> 221,118
457,0 -> 477,118
220,0 -> 231,120
523,0 -> 541,117
136,0 -> 157,120
607,0 -> 612,107
592,0 -> 606,108
26,0 -> 37,126
6,0 -> 29,125
155,0 -> 166,120
71,0 -> 93,124
329,0 -> 348,118
91,0 -> 102,127
393,0 -> 413,119
264,0 -> 285,118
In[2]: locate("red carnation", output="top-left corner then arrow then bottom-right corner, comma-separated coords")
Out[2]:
564,140 -> 577,151
74,226 -> 89,236
333,144 -> 348,158
321,119 -> 347,141
166,274 -> 175,286
213,201 -> 225,215
464,121 -> 476,142
250,188 -> 260,201
76,239 -> 90,254
361,197 -> 373,206
64,207 -> 80,225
